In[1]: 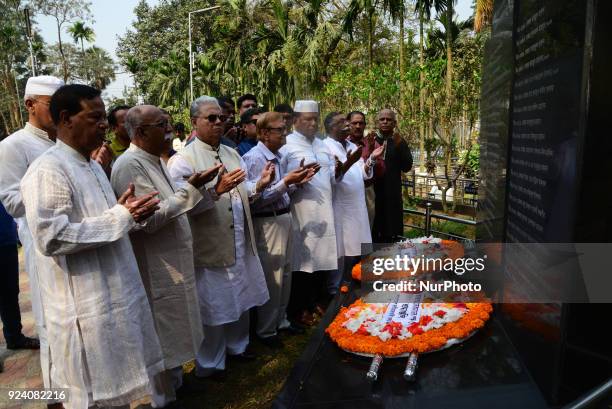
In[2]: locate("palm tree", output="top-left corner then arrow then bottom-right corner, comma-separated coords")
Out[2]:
147,51 -> 190,109
441,0 -> 455,100
83,46 -> 115,90
68,21 -> 95,81
474,0 -> 493,32
68,21 -> 95,54
124,55 -> 141,101
425,13 -> 474,59
414,0 -> 443,169
377,0 -> 403,73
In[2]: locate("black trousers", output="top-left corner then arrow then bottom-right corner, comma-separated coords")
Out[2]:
0,244 -> 22,344
287,270 -> 333,320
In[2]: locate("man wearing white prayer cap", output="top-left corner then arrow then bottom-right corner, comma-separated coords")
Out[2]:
279,99 -> 342,327
0,75 -> 63,394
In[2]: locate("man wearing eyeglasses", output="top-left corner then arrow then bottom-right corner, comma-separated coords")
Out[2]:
168,96 -> 274,381
237,107 -> 264,156
111,105 -> 228,407
243,112 -> 316,349
0,75 -> 64,395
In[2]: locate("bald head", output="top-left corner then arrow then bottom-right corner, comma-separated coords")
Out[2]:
377,108 -> 397,135
377,109 -> 396,121
125,105 -> 172,156
125,105 -> 160,140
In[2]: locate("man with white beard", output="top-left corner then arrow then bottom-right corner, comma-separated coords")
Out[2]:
111,105 -> 228,407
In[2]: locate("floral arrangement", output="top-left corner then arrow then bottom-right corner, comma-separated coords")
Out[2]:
326,299 -> 492,355
351,238 -> 465,281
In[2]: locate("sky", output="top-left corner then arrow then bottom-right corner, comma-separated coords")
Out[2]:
34,0 -> 474,100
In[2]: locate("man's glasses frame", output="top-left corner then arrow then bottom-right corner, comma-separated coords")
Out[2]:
266,126 -> 286,133
141,119 -> 169,129
196,114 -> 228,123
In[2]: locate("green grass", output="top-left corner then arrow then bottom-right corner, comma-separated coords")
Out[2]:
178,328 -> 313,409
403,213 -> 475,240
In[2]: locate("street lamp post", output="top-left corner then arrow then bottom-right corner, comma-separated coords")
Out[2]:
189,5 -> 221,102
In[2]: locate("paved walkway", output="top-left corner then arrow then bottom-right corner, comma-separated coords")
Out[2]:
0,249 -> 152,409
0,248 -> 44,409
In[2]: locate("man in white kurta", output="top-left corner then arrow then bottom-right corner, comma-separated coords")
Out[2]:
0,75 -> 64,389
21,84 -> 165,409
111,105 -> 222,407
168,96 -> 271,378
323,112 -> 383,292
279,100 -> 341,326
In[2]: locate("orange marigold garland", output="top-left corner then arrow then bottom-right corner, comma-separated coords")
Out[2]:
326,299 -> 492,356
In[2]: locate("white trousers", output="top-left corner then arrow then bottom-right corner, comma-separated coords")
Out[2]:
150,366 -> 183,408
18,221 -> 52,388
253,213 -> 292,338
195,311 -> 249,376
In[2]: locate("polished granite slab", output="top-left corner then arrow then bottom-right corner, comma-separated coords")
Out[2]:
273,289 -> 548,409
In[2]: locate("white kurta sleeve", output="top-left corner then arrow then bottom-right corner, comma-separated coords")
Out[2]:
0,141 -> 28,218
111,161 -> 210,234
167,154 -> 194,189
168,153 -> 217,215
361,158 -> 374,180
21,164 -> 136,256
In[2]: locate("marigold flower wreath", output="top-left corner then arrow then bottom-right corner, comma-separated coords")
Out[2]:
326,299 -> 493,356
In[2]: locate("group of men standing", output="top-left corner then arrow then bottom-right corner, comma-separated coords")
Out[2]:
0,75 -> 412,409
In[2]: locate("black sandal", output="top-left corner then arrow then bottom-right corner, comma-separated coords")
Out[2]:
7,336 -> 40,350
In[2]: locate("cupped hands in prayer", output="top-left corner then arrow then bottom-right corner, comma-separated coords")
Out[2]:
118,183 -> 160,222
215,167 -> 246,195
256,162 -> 276,193
284,158 -> 316,187
187,163 -> 224,189
335,145 -> 363,178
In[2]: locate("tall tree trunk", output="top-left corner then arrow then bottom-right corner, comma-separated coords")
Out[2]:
81,39 -> 91,82
56,20 -> 69,82
132,74 -> 139,102
13,71 -> 23,126
0,108 -> 10,136
368,8 -> 374,70
399,3 -> 404,77
445,0 -> 453,103
2,67 -> 21,131
398,2 -> 405,127
418,5 -> 425,171
441,148 -> 452,212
